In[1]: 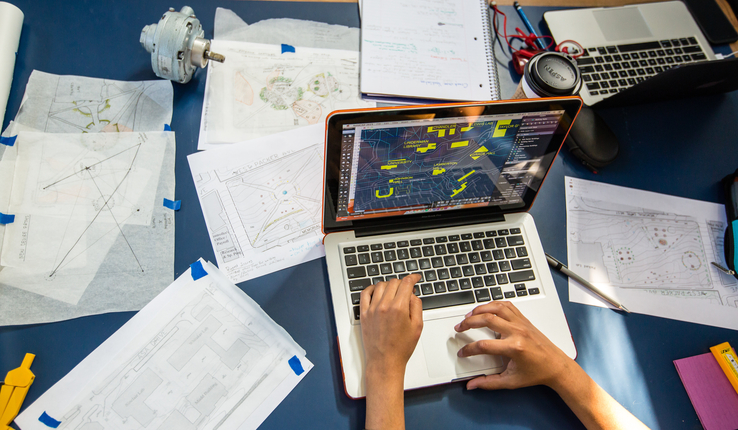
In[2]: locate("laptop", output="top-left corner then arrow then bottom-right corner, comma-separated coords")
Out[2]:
544,1 -> 720,106
321,97 -> 582,398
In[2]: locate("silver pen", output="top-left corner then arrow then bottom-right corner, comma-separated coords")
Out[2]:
546,253 -> 630,313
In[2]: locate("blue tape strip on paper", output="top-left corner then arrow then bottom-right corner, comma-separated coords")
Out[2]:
190,260 -> 208,280
164,124 -> 171,131
163,198 -> 181,210
39,411 -> 61,428
0,213 -> 15,224
0,135 -> 17,146
288,355 -> 304,375
281,44 -> 296,54
733,220 -> 738,272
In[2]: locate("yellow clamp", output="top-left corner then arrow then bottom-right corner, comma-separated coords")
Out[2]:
710,342 -> 738,395
0,353 -> 35,430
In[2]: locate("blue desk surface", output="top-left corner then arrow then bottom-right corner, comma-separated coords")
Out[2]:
1,1 -> 737,429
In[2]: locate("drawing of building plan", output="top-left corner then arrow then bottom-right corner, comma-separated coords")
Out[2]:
188,125 -> 325,285
565,176 -> 738,330
15,260 -> 312,430
197,40 -> 374,150
2,70 -> 173,135
0,131 -> 175,326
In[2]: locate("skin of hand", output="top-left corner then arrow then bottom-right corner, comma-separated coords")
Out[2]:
361,274 -> 423,430
455,301 -> 650,430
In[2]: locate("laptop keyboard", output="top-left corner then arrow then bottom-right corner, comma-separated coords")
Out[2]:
577,38 -> 707,97
342,228 -> 540,321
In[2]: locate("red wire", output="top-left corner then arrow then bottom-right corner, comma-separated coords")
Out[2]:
491,3 -> 554,53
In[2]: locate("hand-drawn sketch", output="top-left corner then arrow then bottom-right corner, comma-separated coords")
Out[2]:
15,261 -> 312,430
7,70 -> 173,134
198,40 -> 374,150
565,177 -> 738,329
188,125 -> 325,284
0,131 -> 175,325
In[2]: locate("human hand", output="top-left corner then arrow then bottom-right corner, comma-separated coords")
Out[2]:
360,274 -> 424,376
455,301 -> 575,391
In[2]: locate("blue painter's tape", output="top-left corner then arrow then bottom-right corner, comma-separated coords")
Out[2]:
190,260 -> 208,280
163,198 -> 181,210
164,124 -> 171,131
288,355 -> 304,375
0,135 -> 17,146
0,213 -> 15,224
733,220 -> 738,272
281,44 -> 296,54
39,411 -> 61,428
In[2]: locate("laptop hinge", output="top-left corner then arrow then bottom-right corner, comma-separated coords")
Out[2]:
353,214 -> 506,238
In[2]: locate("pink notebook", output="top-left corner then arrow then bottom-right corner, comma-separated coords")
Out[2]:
674,352 -> 738,430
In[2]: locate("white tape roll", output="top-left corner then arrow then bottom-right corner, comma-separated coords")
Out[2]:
0,2 -> 24,127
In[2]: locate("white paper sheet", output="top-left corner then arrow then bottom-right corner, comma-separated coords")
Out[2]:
15,260 -> 312,430
198,41 -> 373,150
0,2 -> 23,125
214,8 -> 360,51
6,70 -> 173,134
0,131 -> 175,325
188,125 -> 325,285
565,176 -> 738,330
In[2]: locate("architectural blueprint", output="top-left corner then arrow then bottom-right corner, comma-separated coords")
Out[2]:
4,70 -> 173,134
15,260 -> 312,430
0,131 -> 175,325
566,177 -> 738,330
188,125 -> 325,284
197,40 -> 373,150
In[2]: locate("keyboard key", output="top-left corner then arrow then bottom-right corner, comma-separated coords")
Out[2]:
493,250 -> 505,260
516,247 -> 528,257
384,250 -> 397,261
491,287 -> 504,300
436,236 -> 448,243
422,246 -> 435,257
372,276 -> 384,284
386,275 -> 397,280
692,53 -> 706,61
344,246 -> 356,253
421,291 -> 475,310
469,252 -> 481,263
484,275 -> 496,286
413,285 -> 420,296
357,245 -> 369,252
485,230 -> 497,237
434,244 -> 448,255
367,264 -> 380,276
617,41 -> 660,52
450,267 -> 462,278
504,248 -> 517,259
480,251 -> 492,261
437,268 -> 450,280
459,242 -> 472,252
434,282 -> 447,293
421,283 -> 434,295
457,254 -> 469,264
380,263 -> 392,274
357,253 -> 371,265
347,267 -> 366,279
444,255 -> 457,266
496,273 -> 509,284
349,278 -> 371,291
486,262 -> 499,273
419,259 -> 431,269
508,270 -> 536,283
483,238 -> 496,249
463,265 -> 475,276
499,261 -> 511,272
474,264 -> 487,275
461,233 -> 473,240
529,287 -> 540,295
351,292 -> 361,304
423,238 -> 435,244
345,255 -> 358,266
410,239 -> 422,246
472,277 -> 484,288
447,243 -> 460,253
495,237 -> 507,248
504,291 -> 516,298
371,252 -> 383,263
432,257 -> 444,268
393,262 -> 406,273
384,242 -> 396,249
497,229 -> 509,236
424,270 -> 437,281
510,228 -> 521,234
371,243 -> 383,250
516,290 -> 528,297
354,306 -> 360,320
410,247 -> 422,258
514,283 -> 526,291
511,258 -> 532,270
460,279 -> 472,289
397,240 -> 409,247
471,240 -> 483,251
475,289 -> 491,302
447,280 -> 460,291
396,249 -> 410,260
448,235 -> 460,241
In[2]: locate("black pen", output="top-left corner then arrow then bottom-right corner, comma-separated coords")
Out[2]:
546,253 -> 630,313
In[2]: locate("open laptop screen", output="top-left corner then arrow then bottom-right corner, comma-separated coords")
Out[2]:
323,98 -> 582,233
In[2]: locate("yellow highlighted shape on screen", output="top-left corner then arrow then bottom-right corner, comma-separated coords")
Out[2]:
376,188 -> 394,198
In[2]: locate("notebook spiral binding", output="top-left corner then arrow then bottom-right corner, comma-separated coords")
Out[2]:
480,0 -> 501,100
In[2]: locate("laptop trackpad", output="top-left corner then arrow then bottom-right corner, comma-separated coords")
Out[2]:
593,8 -> 653,41
421,317 -> 505,379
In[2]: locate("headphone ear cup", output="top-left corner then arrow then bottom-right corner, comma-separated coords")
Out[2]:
565,106 -> 619,170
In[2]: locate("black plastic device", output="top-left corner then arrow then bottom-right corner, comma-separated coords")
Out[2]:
682,0 -> 738,44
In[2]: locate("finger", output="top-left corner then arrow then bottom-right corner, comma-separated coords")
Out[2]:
455,312 -> 513,335
396,273 -> 421,304
360,284 -> 375,316
378,277 -> 401,306
369,280 -> 388,309
467,301 -> 518,322
466,373 -> 511,391
409,292 -> 424,326
457,338 -> 513,358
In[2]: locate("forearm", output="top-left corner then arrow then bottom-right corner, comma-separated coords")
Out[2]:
365,364 -> 406,430
549,361 -> 650,430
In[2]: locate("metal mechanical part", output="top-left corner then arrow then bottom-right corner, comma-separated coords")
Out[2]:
140,6 -> 225,84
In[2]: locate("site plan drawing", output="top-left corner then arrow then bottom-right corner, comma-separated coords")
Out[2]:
353,119 -> 518,212
16,260 -> 312,430
6,70 -> 173,134
566,177 -> 738,330
198,40 -> 374,150
188,125 -> 325,285
0,131 -> 175,326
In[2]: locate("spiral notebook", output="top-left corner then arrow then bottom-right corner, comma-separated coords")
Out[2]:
360,0 -> 500,103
